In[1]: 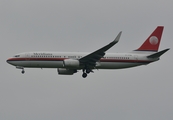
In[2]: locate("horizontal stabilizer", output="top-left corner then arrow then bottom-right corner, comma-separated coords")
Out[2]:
147,48 -> 170,58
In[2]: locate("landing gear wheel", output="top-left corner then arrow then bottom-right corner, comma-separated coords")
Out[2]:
21,70 -> 25,74
82,73 -> 87,78
86,69 -> 90,74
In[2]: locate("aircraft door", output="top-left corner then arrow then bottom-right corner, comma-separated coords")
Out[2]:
25,53 -> 30,60
134,55 -> 138,60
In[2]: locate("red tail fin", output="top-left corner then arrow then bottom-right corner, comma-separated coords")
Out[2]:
136,26 -> 164,52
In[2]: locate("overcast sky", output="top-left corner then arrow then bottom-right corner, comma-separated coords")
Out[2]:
1,0 -> 173,120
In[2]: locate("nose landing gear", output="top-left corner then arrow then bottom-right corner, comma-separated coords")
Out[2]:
16,66 -> 25,74
21,69 -> 25,74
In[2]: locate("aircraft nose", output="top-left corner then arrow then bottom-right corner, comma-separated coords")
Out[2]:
6,58 -> 13,64
6,58 -> 20,66
6,58 -> 10,63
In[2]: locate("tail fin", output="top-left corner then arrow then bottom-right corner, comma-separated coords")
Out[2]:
136,26 -> 164,52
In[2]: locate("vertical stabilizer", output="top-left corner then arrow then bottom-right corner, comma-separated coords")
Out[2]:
136,26 -> 164,52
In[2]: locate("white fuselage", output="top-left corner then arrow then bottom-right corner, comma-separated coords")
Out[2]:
6,26 -> 168,78
7,51 -> 156,70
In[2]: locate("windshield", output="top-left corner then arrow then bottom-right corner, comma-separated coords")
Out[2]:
14,55 -> 20,57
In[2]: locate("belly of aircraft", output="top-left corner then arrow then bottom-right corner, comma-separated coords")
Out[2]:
14,60 -> 144,69
97,62 -> 144,69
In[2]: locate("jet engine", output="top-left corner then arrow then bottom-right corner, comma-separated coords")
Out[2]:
57,68 -> 77,75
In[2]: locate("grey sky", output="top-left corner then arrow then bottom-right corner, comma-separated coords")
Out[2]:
1,0 -> 173,120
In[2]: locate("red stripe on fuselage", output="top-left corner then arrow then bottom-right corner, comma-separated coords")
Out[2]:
7,57 -> 152,64
7,58 -> 65,61
100,59 -> 152,63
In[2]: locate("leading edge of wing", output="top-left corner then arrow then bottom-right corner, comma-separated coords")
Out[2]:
79,31 -> 122,65
97,31 -> 122,52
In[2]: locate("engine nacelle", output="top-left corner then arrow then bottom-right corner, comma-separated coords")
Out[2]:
57,68 -> 77,75
63,59 -> 80,68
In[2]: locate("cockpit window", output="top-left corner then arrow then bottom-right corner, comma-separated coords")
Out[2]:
14,55 -> 20,57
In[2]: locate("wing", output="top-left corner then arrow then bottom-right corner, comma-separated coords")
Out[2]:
79,31 -> 122,68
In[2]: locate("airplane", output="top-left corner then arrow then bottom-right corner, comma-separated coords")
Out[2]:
6,26 -> 169,78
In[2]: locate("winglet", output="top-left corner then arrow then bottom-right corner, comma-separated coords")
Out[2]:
113,31 -> 122,44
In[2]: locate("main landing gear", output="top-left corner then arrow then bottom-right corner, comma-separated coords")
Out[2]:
82,73 -> 87,78
82,69 -> 93,78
